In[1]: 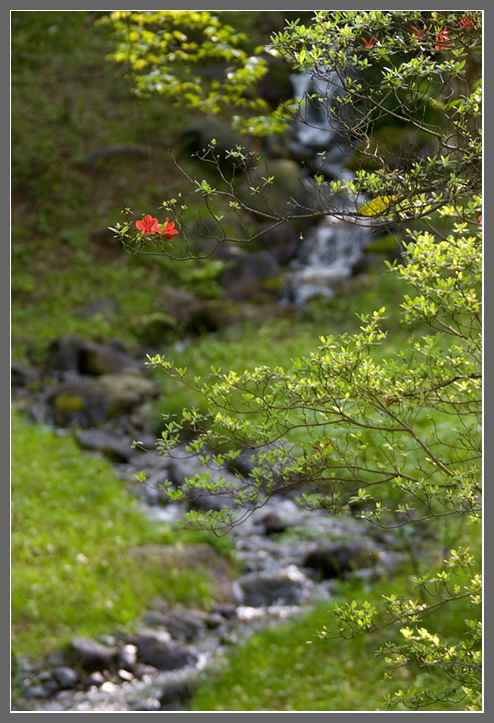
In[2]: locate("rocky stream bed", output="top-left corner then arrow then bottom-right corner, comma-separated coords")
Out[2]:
12,333 -> 404,712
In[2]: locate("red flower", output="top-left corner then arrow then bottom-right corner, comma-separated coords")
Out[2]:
435,28 -> 452,50
135,215 -> 179,241
160,218 -> 179,241
136,214 -> 161,235
412,26 -> 428,39
385,396 -> 395,405
459,16 -> 474,30
478,214 -> 482,229
361,36 -> 376,48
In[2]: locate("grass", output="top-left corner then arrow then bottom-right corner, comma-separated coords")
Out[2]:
11,411 -> 234,662
191,573 -> 480,712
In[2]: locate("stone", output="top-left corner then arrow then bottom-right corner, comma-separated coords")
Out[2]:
84,144 -> 151,168
48,378 -> 108,427
52,666 -> 79,689
144,608 -> 207,642
134,629 -> 196,671
11,363 -> 38,389
70,636 -> 115,673
76,429 -> 135,463
117,644 -> 138,671
97,373 -> 160,416
44,334 -> 86,374
159,677 -> 197,708
236,566 -> 313,607
220,250 -> 281,300
86,671 -> 106,686
303,543 -> 380,579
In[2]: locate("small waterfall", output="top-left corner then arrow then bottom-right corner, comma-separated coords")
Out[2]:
282,214 -> 370,305
283,72 -> 372,305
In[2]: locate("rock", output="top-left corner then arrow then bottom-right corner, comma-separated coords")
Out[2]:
52,666 -> 79,689
24,684 -> 52,699
84,144 -> 151,168
144,608 -> 207,642
78,342 -> 141,376
236,566 -> 313,607
11,363 -> 38,390
117,644 -> 138,671
76,429 -> 135,463
44,334 -> 86,374
48,378 -> 108,427
97,373 -> 160,416
86,671 -> 106,686
159,677 -> 197,708
303,543 -> 380,579
131,312 -> 180,347
220,250 -> 281,300
70,636 -> 115,673
43,334 -> 140,376
253,221 -> 301,266
134,629 -> 196,671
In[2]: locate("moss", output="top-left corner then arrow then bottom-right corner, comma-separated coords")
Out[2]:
53,393 -> 85,414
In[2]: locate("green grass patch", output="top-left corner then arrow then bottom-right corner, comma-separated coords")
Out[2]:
191,574 -> 479,712
11,411 -> 232,661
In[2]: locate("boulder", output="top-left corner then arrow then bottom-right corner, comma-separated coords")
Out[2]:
11,363 -> 38,390
134,629 -> 196,671
51,666 -> 79,690
303,542 -> 380,579
48,378 -> 108,427
220,250 -> 281,300
76,429 -> 135,463
97,373 -> 160,416
159,677 -> 197,709
44,334 -> 140,376
235,566 -> 313,607
69,636 -> 115,673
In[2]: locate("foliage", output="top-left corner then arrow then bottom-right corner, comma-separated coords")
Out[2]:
107,10 -> 482,710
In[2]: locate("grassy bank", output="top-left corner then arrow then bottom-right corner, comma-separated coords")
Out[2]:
11,411 -> 233,661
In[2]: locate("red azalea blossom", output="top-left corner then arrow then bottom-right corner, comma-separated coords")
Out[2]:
136,214 -> 161,235
435,28 -> 452,50
361,36 -> 376,48
136,215 -> 179,240
412,26 -> 428,38
160,217 -> 179,241
478,214 -> 482,228
459,16 -> 474,30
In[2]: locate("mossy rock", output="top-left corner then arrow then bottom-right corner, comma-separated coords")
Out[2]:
131,312 -> 180,348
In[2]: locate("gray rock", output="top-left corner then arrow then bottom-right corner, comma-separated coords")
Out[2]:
43,334 -> 141,377
76,429 -> 134,463
84,144 -> 151,168
86,671 -> 106,686
236,566 -> 313,607
52,666 -> 79,689
11,363 -> 38,389
134,629 -> 196,671
70,636 -> 115,672
303,543 -> 380,579
98,373 -> 160,416
144,609 -> 207,642
117,644 -> 138,671
220,251 -> 281,300
159,677 -> 197,708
